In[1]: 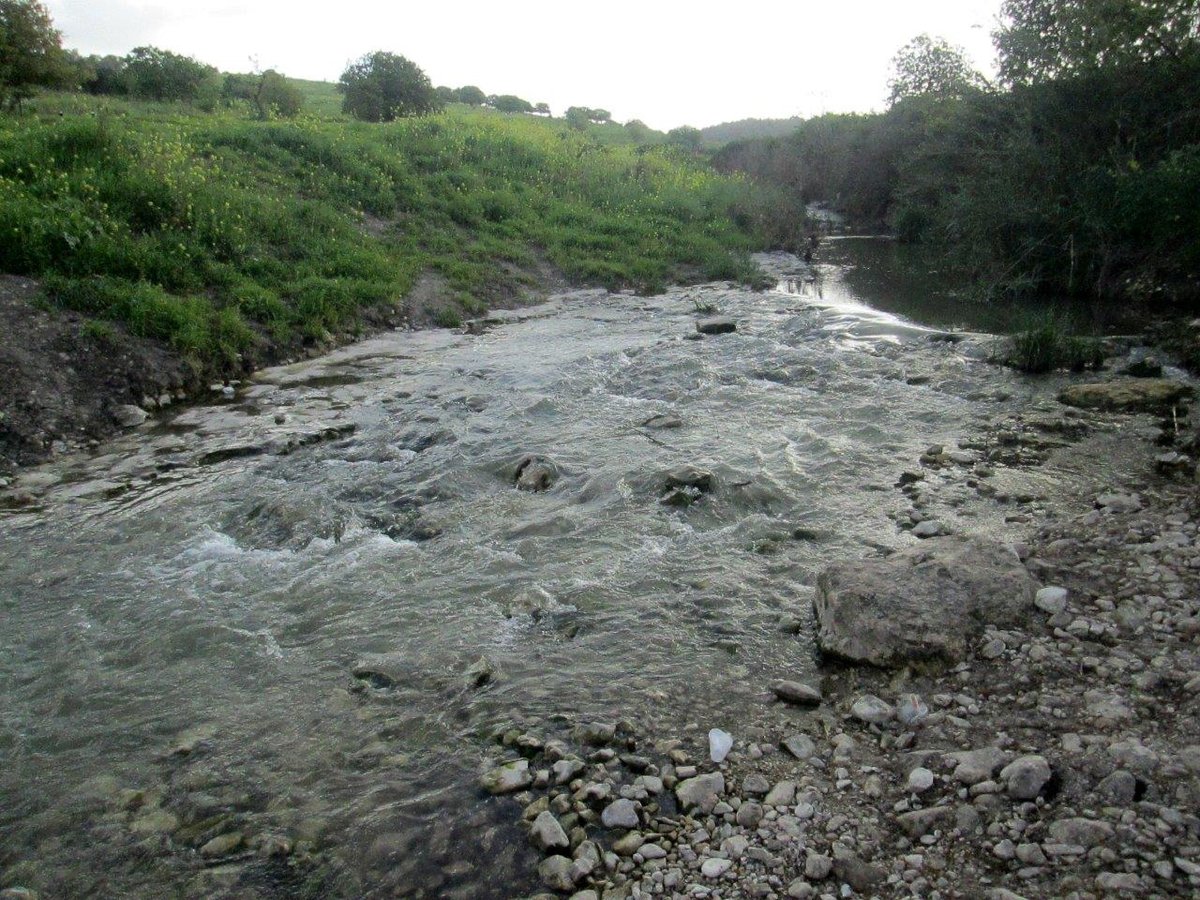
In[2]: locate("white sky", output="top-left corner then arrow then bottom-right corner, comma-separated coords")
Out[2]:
46,0 -> 1002,130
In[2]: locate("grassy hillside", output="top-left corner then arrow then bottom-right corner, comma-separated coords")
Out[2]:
0,94 -> 793,375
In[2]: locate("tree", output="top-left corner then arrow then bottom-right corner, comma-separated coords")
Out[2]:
624,118 -> 654,143
338,51 -> 439,122
887,34 -> 987,106
0,0 -> 68,108
667,125 -> 703,152
434,84 -> 455,103
533,101 -> 551,116
488,93 -> 534,113
588,108 -> 612,124
123,46 -> 218,102
255,70 -> 302,118
996,0 -> 1200,85
454,84 -> 486,106
82,54 -> 127,95
565,105 -> 591,130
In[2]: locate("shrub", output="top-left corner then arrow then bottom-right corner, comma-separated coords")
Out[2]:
338,51 -> 439,122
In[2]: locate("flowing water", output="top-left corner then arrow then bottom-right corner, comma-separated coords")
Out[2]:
0,244 -> 1089,897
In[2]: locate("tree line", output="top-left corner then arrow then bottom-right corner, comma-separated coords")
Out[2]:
716,0 -> 1200,305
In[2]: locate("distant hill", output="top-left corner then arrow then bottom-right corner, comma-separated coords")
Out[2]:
700,117 -> 805,147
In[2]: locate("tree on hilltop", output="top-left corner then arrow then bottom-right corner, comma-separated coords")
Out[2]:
0,0 -> 69,109
489,93 -> 534,113
338,51 -> 440,122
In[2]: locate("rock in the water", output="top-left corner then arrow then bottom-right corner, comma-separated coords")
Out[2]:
708,728 -> 733,763
764,780 -> 796,806
112,405 -> 149,428
515,455 -> 559,492
675,772 -> 725,812
464,655 -> 495,688
1058,378 -> 1191,412
814,535 -> 1035,667
481,759 -> 532,794
530,811 -> 570,852
200,832 -> 243,857
660,465 -> 716,507
538,855 -> 576,891
696,317 -> 737,335
772,680 -> 822,706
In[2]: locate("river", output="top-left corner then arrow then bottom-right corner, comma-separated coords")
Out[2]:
0,241 -> 1104,897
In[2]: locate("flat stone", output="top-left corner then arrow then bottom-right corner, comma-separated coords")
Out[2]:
772,680 -> 822,706
675,772 -> 725,812
897,806 -> 954,838
696,317 -> 737,335
601,798 -> 640,829
481,759 -> 532,795
764,780 -> 797,806
112,404 -> 149,427
950,747 -> 1012,785
850,694 -> 894,724
814,536 -> 1035,667
200,832 -> 243,858
782,734 -> 817,760
1058,379 -> 1191,412
701,857 -> 733,877
1048,817 -> 1114,848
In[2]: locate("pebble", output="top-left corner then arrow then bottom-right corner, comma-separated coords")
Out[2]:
708,728 -> 733,763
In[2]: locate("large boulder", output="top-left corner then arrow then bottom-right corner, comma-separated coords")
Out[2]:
1058,379 -> 1191,412
814,536 -> 1035,667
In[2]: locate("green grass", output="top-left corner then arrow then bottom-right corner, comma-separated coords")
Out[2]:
1003,311 -> 1105,374
0,93 -> 794,374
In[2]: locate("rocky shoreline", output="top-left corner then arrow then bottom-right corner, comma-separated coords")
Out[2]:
475,376 -> 1200,900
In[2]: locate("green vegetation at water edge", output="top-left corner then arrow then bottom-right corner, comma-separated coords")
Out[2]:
716,0 -> 1200,307
0,96 -> 794,371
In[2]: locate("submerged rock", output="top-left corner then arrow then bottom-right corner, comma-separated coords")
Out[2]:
515,455 -> 559,492
814,535 -> 1035,667
708,728 -> 733,763
771,680 -> 822,707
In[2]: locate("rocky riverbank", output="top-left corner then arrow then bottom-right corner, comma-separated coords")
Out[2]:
476,375 -> 1200,900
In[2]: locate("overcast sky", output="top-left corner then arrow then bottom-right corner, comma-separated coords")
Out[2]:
45,0 -> 1002,130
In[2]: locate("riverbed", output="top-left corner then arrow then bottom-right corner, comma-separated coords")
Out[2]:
0,242 -> 1141,897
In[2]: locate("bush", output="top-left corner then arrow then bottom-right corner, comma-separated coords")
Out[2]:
123,46 -> 218,103
338,51 -> 439,122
